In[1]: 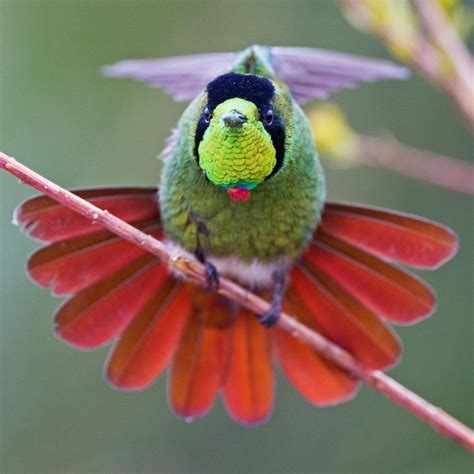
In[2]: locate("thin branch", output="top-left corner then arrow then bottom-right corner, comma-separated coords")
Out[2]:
340,0 -> 474,131
411,0 -> 474,131
411,0 -> 474,92
310,103 -> 473,195
1,151 -> 473,452
355,135 -> 474,195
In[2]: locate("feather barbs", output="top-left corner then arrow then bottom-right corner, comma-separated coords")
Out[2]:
14,187 -> 458,424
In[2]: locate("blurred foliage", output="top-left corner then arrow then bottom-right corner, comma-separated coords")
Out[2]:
308,103 -> 359,165
341,0 -> 473,79
342,0 -> 420,62
435,0 -> 473,38
309,101 -> 474,196
1,1 -> 472,473
342,0 -> 473,59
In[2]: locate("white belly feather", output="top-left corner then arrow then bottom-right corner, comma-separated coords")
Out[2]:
166,241 -> 288,288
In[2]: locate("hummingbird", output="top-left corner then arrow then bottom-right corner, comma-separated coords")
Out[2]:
15,45 -> 458,425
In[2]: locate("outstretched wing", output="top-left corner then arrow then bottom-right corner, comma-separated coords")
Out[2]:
102,52 -> 237,101
102,45 -> 409,103
271,46 -> 409,102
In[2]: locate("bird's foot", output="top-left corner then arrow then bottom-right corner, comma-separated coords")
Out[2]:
257,268 -> 287,328
204,261 -> 220,292
257,303 -> 280,328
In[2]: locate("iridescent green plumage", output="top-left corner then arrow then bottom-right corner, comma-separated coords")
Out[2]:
159,50 -> 325,271
104,43 -> 409,285
198,98 -> 276,188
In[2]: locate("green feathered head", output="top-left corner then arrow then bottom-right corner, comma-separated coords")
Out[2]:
195,73 -> 288,201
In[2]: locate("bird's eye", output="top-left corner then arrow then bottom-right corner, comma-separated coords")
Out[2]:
203,107 -> 212,124
264,109 -> 273,125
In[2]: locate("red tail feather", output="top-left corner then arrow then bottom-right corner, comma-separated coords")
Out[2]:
55,256 -> 166,349
305,233 -> 436,323
106,279 -> 191,391
169,291 -> 234,420
28,223 -> 161,295
222,310 -> 274,425
275,293 -> 359,406
321,202 -> 458,269
291,267 -> 401,369
14,187 -> 159,242
14,188 -> 459,423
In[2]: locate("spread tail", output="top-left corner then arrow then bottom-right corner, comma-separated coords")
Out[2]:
14,190 -> 458,422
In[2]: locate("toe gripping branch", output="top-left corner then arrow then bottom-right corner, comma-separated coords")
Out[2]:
195,248 -> 220,292
194,218 -> 220,292
257,269 -> 287,328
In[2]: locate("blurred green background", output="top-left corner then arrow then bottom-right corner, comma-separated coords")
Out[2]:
1,1 -> 472,473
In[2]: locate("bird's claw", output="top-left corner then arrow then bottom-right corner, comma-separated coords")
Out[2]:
257,307 -> 280,328
204,261 -> 220,292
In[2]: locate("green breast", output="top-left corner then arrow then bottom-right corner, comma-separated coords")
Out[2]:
159,97 -> 325,263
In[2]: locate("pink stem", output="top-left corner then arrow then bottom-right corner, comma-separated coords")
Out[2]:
1,151 -> 473,451
340,0 -> 474,131
411,0 -> 474,92
357,135 -> 474,195
411,0 -> 474,132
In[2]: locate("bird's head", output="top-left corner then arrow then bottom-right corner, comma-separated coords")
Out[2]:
195,73 -> 287,201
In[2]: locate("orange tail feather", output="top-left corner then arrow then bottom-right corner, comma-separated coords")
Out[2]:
169,291 -> 234,420
320,202 -> 458,269
222,310 -> 274,425
106,279 -> 191,391
13,190 -> 459,422
275,293 -> 359,406
15,187 -> 159,242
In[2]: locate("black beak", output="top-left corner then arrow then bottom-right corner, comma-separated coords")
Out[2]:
221,110 -> 247,129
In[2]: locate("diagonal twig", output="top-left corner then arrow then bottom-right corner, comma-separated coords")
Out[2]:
1,151 -> 473,451
355,135 -> 474,195
410,0 -> 474,131
340,0 -> 474,131
411,0 -> 474,92
310,102 -> 474,195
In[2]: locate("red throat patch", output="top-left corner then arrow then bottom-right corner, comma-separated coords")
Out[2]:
226,188 -> 251,202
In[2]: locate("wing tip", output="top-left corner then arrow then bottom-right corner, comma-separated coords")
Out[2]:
395,65 -> 410,80
101,61 -> 151,81
101,62 -> 130,79
376,62 -> 411,81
